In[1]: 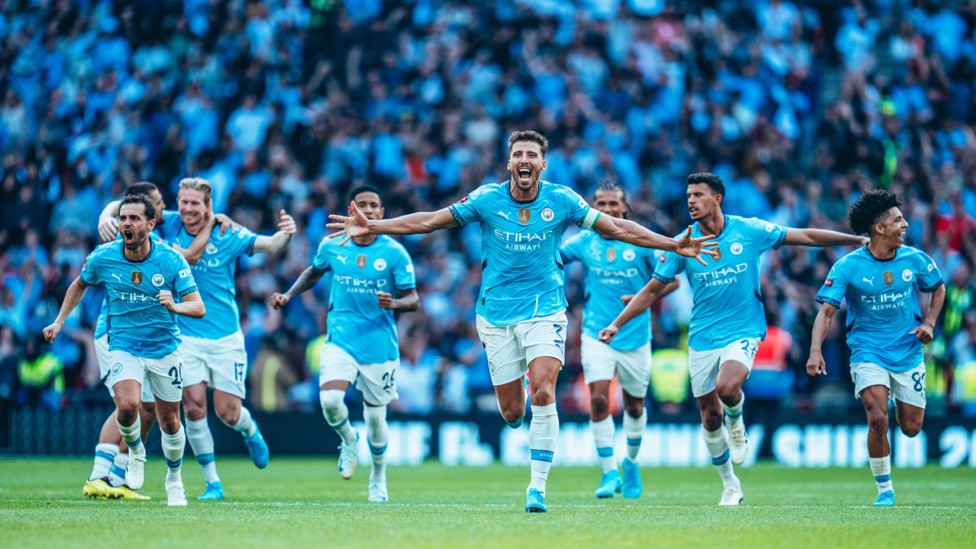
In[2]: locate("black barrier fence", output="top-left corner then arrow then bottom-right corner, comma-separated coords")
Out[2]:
5,403 -> 976,468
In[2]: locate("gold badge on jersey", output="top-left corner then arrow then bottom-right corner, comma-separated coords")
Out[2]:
131,271 -> 143,285
713,245 -> 722,261
883,271 -> 894,285
518,208 -> 530,224
606,248 -> 616,262
356,255 -> 367,269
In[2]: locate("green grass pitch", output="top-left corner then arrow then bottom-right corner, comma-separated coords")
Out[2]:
1,458 -> 973,548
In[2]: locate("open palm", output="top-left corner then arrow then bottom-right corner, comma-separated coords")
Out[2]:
326,202 -> 370,245
675,226 -> 719,266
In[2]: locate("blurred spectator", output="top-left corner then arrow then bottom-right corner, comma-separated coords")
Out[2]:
0,0 -> 972,417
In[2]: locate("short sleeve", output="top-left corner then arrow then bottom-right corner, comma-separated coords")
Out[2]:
448,186 -> 489,226
392,246 -> 416,291
80,250 -> 100,286
915,251 -> 943,292
742,217 -> 788,251
651,251 -> 683,283
815,263 -> 847,307
233,226 -> 258,257
311,237 -> 333,272
173,254 -> 198,298
559,233 -> 584,264
556,186 -> 597,228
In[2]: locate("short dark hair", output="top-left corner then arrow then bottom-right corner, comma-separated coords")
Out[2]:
508,130 -> 548,157
848,189 -> 901,235
119,193 -> 156,222
686,173 -> 725,196
124,181 -> 159,197
349,184 -> 383,204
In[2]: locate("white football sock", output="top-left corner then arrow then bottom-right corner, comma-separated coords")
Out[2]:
364,405 -> 389,482
589,416 -> 616,473
529,403 -> 559,494
186,418 -> 220,483
89,443 -> 119,481
623,409 -> 647,461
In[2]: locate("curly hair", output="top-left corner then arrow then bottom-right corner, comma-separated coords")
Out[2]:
848,189 -> 901,235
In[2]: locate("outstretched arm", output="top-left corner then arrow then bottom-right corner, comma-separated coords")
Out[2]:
783,228 -> 868,247
253,209 -> 297,254
910,284 -> 946,344
598,278 -> 670,343
806,302 -> 838,376
327,203 -> 458,245
42,277 -> 90,342
593,216 -> 718,266
269,265 -> 327,309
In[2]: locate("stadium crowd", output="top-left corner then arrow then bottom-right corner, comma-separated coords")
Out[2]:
1,0 -> 975,417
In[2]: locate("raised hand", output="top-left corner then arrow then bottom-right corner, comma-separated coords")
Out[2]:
326,202 -> 370,246
278,209 -> 297,235
675,226 -> 719,266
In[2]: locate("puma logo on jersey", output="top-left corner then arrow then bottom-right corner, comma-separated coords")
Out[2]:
496,210 -> 511,221
110,273 -> 123,283
862,277 -> 874,286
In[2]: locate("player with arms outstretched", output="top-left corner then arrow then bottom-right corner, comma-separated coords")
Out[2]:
328,131 -> 717,512
600,172 -> 864,505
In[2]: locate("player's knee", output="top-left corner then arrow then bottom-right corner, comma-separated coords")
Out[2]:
529,384 -> 554,406
214,402 -> 239,425
157,415 -> 181,435
500,407 -> 524,425
319,389 -> 345,412
715,382 -> 740,404
624,401 -> 645,418
867,413 -> 888,433
702,411 -> 723,432
900,420 -> 922,437
183,402 -> 207,421
589,393 -> 610,417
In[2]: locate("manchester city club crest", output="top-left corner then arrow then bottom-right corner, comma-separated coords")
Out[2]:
518,208 -> 530,224
151,273 -> 165,287
541,207 -> 554,222
357,255 -> 367,268
131,271 -> 143,285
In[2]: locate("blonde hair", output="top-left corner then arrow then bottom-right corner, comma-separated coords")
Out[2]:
178,177 -> 213,205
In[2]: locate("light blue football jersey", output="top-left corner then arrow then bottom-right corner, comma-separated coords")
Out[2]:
560,230 -> 660,351
652,215 -> 787,350
449,181 -> 597,326
313,235 -> 416,364
81,239 -> 198,358
94,210 -> 180,338
816,245 -> 943,373
164,215 -> 257,339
